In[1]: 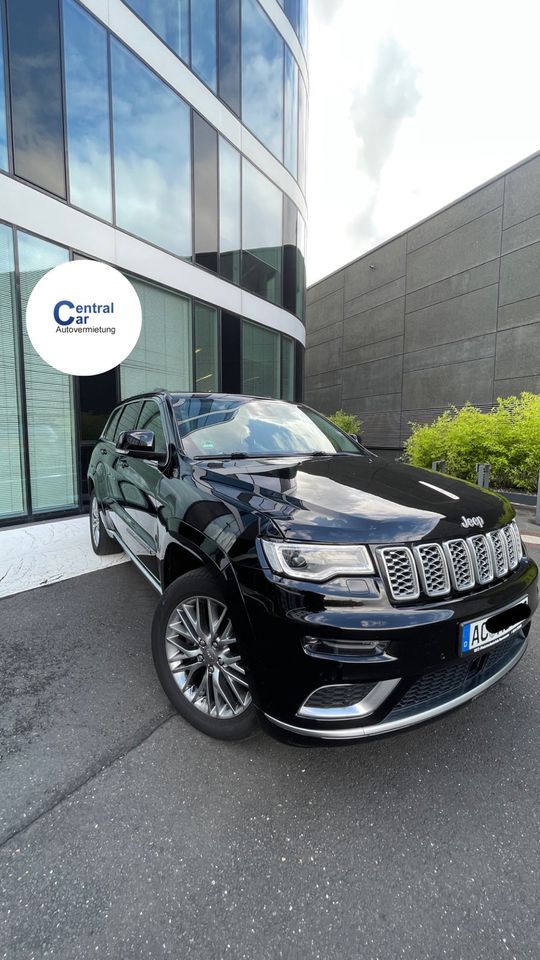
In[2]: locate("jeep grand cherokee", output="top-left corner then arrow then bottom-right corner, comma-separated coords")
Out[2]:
88,391 -> 538,744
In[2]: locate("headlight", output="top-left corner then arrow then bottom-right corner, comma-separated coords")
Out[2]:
260,539 -> 374,581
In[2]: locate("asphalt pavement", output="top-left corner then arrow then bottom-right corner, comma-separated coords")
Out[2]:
1,515 -> 539,960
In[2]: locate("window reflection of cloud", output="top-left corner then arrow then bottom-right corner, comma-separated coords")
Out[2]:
112,41 -> 191,257
219,139 -> 241,254
126,0 -> 189,62
64,0 -> 112,221
242,160 -> 282,251
242,0 -> 283,159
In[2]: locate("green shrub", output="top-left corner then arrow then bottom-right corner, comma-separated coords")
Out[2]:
404,393 -> 540,492
328,409 -> 363,436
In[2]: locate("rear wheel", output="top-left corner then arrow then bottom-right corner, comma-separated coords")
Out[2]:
89,491 -> 122,555
152,569 -> 257,740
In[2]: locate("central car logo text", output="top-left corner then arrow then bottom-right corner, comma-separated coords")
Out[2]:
54,300 -> 115,326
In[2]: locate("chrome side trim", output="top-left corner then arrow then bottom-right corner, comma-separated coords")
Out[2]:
110,531 -> 162,595
297,678 -> 401,720
265,642 -> 527,740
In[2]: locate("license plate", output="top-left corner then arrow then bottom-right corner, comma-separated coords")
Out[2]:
460,596 -> 529,656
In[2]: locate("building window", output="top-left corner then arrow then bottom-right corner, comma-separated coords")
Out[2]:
298,0 -> 308,50
242,321 -> 280,398
120,277 -> 192,396
298,73 -> 307,193
191,0 -> 217,91
194,302 -> 219,392
282,195 -> 297,316
284,48 -> 298,179
6,0 -> 66,197
279,0 -> 308,52
242,159 -> 283,306
63,0 -> 112,222
281,336 -> 295,401
193,114 -> 218,273
242,0 -> 284,161
0,6 -> 8,171
0,225 -> 25,518
111,39 -> 192,258
218,0 -> 240,116
17,232 -> 77,512
124,0 -> 189,63
219,137 -> 241,285
297,211 -> 306,320
221,311 -> 241,393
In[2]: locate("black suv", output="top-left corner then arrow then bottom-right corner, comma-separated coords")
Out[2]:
88,391 -> 538,744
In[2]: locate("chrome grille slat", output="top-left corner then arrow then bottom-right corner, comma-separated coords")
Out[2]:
502,524 -> 519,570
511,520 -> 524,562
443,539 -> 475,591
488,529 -> 509,577
378,547 -> 420,601
379,522 -> 521,602
413,543 -> 451,597
468,534 -> 494,584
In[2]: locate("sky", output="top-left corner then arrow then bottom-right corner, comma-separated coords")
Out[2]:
306,0 -> 540,284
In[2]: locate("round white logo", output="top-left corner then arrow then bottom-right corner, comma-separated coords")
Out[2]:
25,260 -> 142,376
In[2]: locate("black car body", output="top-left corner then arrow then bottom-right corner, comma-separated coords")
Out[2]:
88,391 -> 538,744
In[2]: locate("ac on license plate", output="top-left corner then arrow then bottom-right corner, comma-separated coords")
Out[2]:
460,596 -> 529,656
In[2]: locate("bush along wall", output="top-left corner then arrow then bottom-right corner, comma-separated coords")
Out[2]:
404,393 -> 540,493
328,410 -> 363,436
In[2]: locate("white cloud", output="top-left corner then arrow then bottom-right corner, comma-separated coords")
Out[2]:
310,0 -> 345,23
351,37 -> 420,182
307,0 -> 540,284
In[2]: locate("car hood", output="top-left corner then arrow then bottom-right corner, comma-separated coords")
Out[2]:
192,454 -> 513,545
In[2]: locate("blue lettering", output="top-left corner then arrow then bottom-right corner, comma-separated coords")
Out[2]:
54,300 -> 75,326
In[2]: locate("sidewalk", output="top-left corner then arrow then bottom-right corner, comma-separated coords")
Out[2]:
0,515 -> 126,600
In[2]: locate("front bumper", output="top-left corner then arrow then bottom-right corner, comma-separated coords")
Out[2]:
235,555 -> 538,744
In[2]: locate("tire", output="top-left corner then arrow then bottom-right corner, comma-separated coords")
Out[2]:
152,568 -> 257,740
89,490 -> 122,555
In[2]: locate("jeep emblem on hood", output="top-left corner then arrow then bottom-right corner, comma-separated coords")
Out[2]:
461,515 -> 484,529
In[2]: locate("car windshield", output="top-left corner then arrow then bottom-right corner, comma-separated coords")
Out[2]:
171,396 -> 363,459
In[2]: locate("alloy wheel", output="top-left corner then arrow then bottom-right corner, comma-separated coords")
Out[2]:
165,596 -> 251,718
91,496 -> 101,546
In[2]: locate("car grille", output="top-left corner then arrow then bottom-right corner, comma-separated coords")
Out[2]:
378,521 -> 523,603
386,633 -> 526,721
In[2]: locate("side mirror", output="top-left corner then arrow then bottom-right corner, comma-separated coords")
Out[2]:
117,430 -> 160,460
349,432 -> 363,445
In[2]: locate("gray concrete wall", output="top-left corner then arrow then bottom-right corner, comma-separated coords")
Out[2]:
305,151 -> 540,447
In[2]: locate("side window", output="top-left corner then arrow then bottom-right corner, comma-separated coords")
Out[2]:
102,407 -> 121,441
137,400 -> 167,454
114,401 -> 142,444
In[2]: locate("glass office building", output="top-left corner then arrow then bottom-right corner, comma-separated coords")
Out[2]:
0,0 -> 308,525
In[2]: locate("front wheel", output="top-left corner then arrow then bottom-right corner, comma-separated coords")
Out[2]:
152,569 -> 257,740
89,491 -> 122,555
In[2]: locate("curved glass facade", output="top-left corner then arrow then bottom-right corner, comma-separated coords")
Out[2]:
0,0 -> 307,525
123,0 -> 307,185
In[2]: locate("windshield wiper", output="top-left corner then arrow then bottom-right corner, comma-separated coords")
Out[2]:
194,452 -> 290,460
193,452 -> 253,460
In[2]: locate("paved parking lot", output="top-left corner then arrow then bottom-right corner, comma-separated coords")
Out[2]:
1,515 -> 539,960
